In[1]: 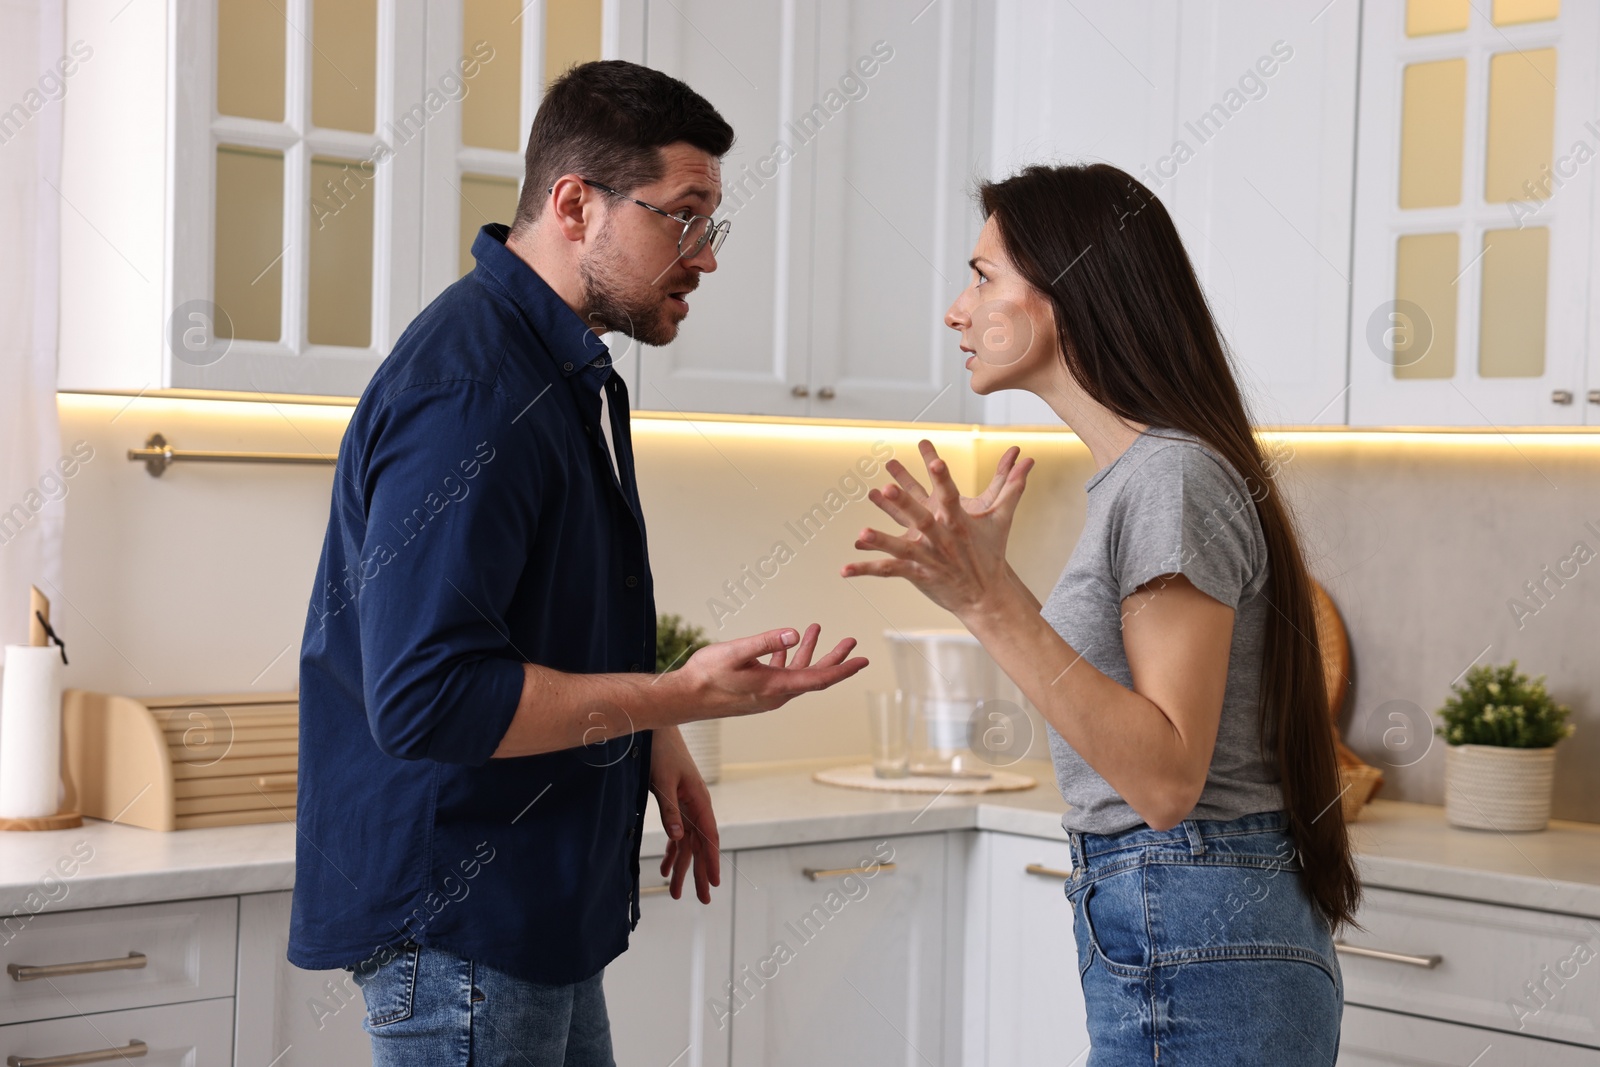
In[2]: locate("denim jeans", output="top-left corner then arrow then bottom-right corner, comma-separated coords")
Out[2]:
1064,809 -> 1344,1065
350,940 -> 615,1066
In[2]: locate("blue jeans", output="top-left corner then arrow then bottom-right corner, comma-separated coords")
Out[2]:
1064,809 -> 1344,1065
350,940 -> 614,1066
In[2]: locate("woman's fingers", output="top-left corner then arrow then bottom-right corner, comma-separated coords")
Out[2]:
855,526 -> 929,564
841,557 -> 920,581
992,455 -> 1035,524
883,457 -> 931,502
919,439 -> 963,516
786,622 -> 822,670
973,446 -> 1021,510
868,482 -> 935,533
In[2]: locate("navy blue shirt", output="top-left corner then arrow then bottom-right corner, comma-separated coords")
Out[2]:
290,224 -> 656,985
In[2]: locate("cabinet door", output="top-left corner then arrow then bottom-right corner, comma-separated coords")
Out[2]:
235,891 -> 372,1067
0,998 -> 235,1067
628,0 -> 818,418
1338,1004 -> 1599,1066
1168,0 -> 1360,427
603,866 -> 733,1067
981,0 -> 1181,427
727,833 -> 946,1066
1348,0 -> 1600,426
970,832 -> 1090,1067
804,0 -> 987,424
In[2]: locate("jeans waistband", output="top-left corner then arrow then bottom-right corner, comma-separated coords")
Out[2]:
1065,809 -> 1288,872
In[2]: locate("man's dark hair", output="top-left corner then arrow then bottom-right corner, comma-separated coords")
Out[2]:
511,60 -> 734,232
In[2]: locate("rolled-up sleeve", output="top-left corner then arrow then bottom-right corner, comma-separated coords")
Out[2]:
355,382 -> 536,764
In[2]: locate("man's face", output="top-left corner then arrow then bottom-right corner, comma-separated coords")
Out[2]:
578,143 -> 723,347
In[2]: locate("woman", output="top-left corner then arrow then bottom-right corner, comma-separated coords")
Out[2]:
842,163 -> 1359,1064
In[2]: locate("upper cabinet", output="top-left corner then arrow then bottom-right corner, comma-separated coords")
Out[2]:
984,0 -> 1360,427
56,0 -> 608,399
1349,0 -> 1600,426
59,0 -> 428,396
621,0 -> 990,423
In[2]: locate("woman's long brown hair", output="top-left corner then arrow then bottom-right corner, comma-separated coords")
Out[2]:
980,163 -> 1361,933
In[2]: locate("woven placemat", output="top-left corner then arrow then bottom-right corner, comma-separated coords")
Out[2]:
814,763 -> 1036,794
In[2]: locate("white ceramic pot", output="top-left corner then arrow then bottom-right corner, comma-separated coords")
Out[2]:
1444,743 -> 1557,832
679,719 -> 722,784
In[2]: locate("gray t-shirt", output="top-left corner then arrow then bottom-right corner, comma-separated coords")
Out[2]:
1041,426 -> 1283,835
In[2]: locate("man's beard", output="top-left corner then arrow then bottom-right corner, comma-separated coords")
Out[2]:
577,223 -> 690,348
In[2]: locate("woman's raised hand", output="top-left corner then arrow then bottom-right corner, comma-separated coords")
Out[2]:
842,440 -> 1033,619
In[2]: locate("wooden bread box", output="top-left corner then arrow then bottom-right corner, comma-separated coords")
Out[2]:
61,689 -> 298,831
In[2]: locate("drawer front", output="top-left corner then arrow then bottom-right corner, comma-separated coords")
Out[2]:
0,898 -> 237,1026
0,996 -> 234,1066
1341,887 -> 1600,1048
1338,1005 -> 1600,1066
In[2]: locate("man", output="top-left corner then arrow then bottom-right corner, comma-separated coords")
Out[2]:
291,60 -> 867,1065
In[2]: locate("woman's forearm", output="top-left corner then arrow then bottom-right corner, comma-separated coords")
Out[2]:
964,584 -> 1204,828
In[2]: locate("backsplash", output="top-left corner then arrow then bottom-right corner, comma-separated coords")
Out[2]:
50,395 -> 1600,822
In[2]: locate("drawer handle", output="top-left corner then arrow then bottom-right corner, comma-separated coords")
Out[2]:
7,952 -> 148,982
1025,863 -> 1074,880
803,863 -> 896,881
1333,941 -> 1441,968
255,773 -> 297,791
639,883 -> 673,897
8,1039 -> 148,1066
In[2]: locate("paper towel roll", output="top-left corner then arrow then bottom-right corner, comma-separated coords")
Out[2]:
0,645 -> 64,820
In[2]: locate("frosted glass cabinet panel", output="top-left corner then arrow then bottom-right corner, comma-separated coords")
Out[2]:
58,0 -> 428,397
1349,0 -> 1600,425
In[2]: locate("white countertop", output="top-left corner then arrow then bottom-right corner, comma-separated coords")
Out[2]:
3,758 -> 1597,918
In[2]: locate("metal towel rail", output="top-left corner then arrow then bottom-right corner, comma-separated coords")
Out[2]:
127,433 -> 335,477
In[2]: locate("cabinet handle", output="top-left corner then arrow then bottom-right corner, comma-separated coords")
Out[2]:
255,774 -> 297,791
817,387 -> 836,400
7,1040 -> 148,1066
638,883 -> 673,897
803,863 -> 896,881
1588,389 -> 1600,405
1025,863 -> 1074,880
7,952 -> 147,982
1552,389 -> 1574,405
791,385 -> 810,398
1333,941 -> 1441,968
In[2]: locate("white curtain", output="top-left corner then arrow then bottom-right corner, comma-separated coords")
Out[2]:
0,0 -> 65,654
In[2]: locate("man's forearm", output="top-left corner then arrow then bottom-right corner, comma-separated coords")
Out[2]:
490,662 -> 699,759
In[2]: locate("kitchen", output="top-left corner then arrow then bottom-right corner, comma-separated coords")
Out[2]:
1,0 -> 1599,1064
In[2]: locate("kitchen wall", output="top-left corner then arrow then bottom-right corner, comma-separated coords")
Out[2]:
51,394 -> 1600,822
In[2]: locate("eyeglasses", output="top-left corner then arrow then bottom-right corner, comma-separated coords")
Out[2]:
576,178 -> 731,259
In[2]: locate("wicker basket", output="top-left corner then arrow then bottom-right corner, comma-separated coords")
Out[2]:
1444,744 -> 1557,832
1338,763 -> 1384,823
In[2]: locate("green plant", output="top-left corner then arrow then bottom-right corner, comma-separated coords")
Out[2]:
1435,660 -> 1574,748
656,613 -> 711,674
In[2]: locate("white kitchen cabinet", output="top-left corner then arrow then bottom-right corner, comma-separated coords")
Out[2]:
235,891 -> 372,1067
985,0 -> 1359,428
726,832 -> 949,1066
58,0 -> 428,397
625,0 -> 989,422
1337,1004 -> 1600,1066
603,864 -> 733,1067
962,831 -> 1090,1067
0,998 -> 236,1067
1348,0 -> 1600,427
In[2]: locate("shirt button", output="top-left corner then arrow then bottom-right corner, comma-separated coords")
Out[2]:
629,662 -> 641,671
630,746 -> 640,759
625,575 -> 639,588
563,361 -> 574,371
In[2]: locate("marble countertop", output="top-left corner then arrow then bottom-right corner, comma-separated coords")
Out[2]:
3,758 -> 1597,918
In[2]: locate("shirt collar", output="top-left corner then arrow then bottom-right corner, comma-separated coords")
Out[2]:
471,223 -> 613,393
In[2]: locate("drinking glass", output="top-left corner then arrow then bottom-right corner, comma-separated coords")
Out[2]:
866,690 -> 911,778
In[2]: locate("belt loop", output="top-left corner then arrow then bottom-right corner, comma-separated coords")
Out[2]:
1182,818 -> 1206,856
1067,829 -> 1083,874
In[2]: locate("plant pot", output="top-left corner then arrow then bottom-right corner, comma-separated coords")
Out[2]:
680,720 -> 722,784
1444,743 -> 1557,831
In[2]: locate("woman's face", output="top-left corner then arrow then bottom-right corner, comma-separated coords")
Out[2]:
944,216 -> 1058,396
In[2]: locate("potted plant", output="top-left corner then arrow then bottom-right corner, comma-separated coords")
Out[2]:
657,614 -> 719,783
1436,661 -> 1574,831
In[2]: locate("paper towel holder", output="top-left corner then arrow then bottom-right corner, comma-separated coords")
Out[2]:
0,589 -> 82,831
